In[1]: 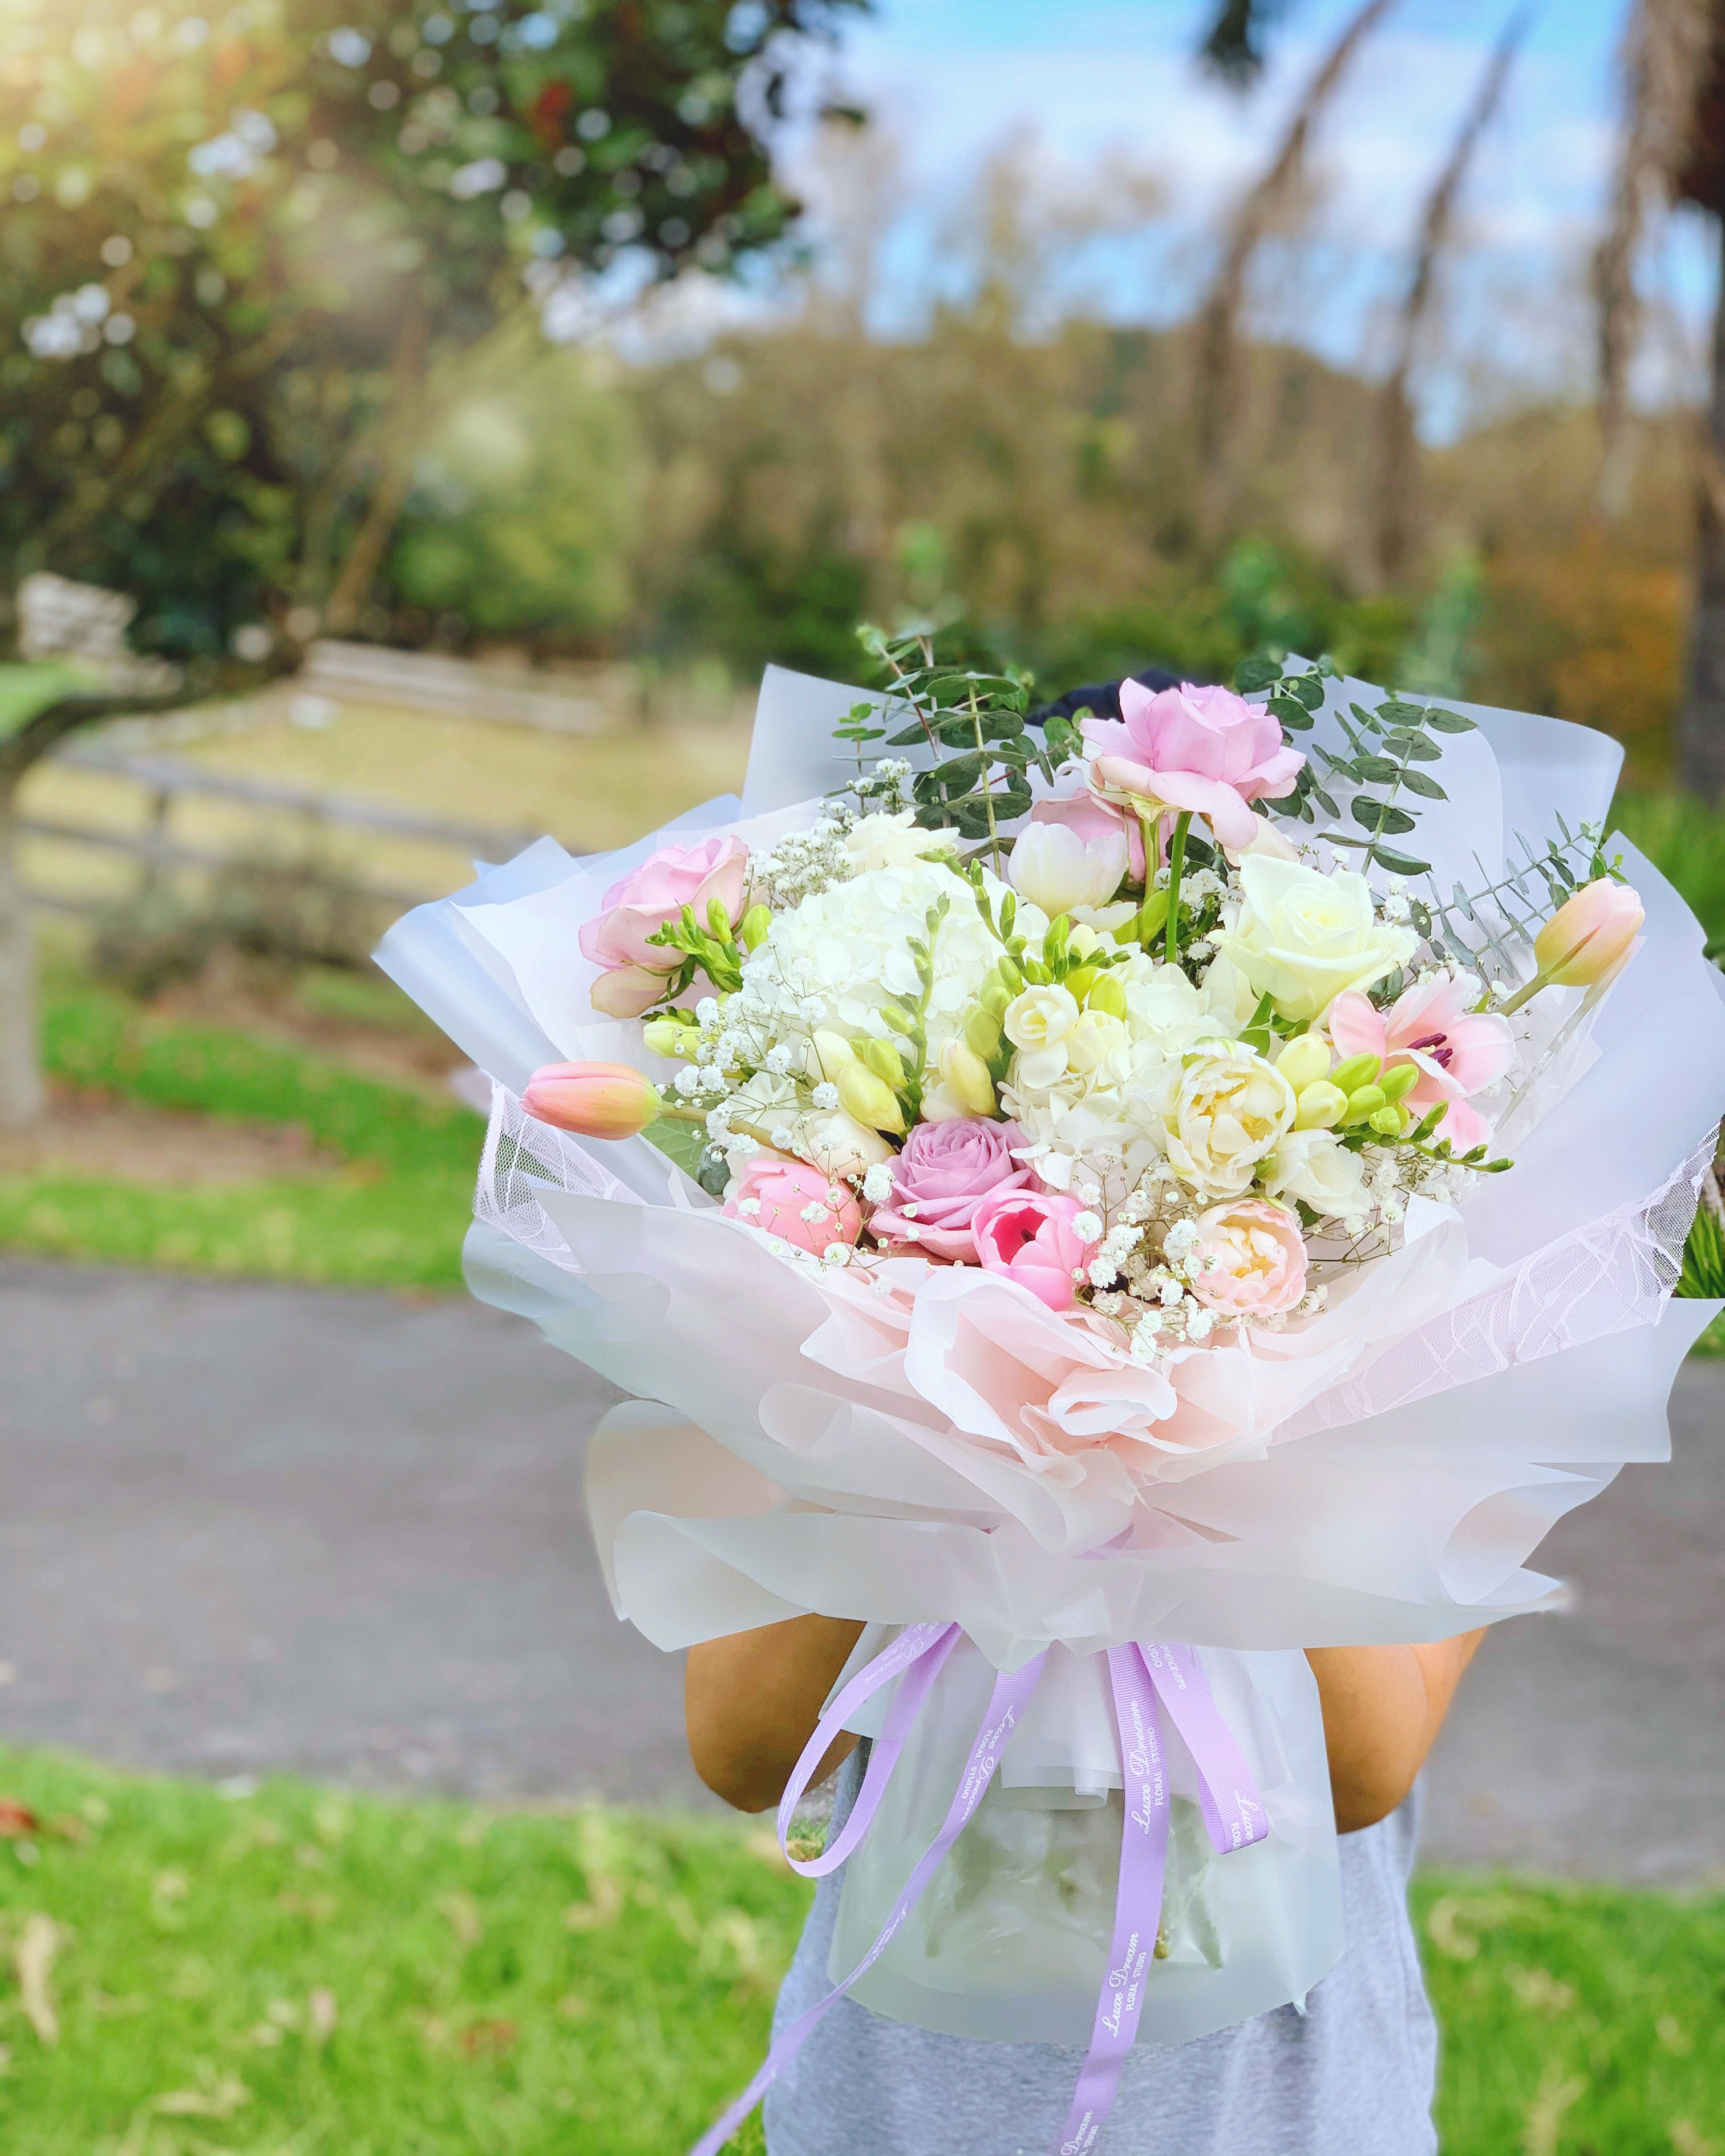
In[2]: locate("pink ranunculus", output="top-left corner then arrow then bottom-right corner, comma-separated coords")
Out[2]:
868,1118 -> 1029,1262
1082,680 -> 1305,852
1189,1199 -> 1308,1317
969,1186 -> 1099,1312
724,1152 -> 862,1258
1328,975 -> 1515,1152
579,834 -> 751,1012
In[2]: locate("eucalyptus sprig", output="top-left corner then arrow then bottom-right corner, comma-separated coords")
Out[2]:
1236,654 -> 1478,879
836,625 -> 1081,872
1411,818 -> 1618,976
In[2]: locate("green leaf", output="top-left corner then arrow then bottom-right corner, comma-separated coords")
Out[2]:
1349,703 -> 1386,735
1289,673 -> 1326,710
1399,769 -> 1448,801
1351,799 -> 1417,835
886,721 -> 932,747
1269,693 -> 1314,733
1422,707 -> 1477,734
936,753 -> 986,794
1234,656 -> 1283,693
1353,754 -> 1401,785
1312,787 -> 1341,818
1376,699 -> 1433,726
1371,845 -> 1432,877
1383,729 -> 1442,761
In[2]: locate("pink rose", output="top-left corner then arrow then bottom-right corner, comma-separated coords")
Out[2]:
868,1118 -> 1029,1262
1189,1199 -> 1308,1317
969,1187 -> 1099,1312
724,1152 -> 862,1258
1329,976 -> 1514,1153
580,835 -> 751,1019
1082,681 -> 1305,852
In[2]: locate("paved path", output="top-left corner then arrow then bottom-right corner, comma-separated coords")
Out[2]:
2,1260 -> 1722,1879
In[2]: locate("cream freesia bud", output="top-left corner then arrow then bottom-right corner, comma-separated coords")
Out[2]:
1328,1052 -> 1382,1095
1087,973 -> 1128,1020
642,1017 -> 694,1059
939,1038 -> 997,1115
813,1030 -> 859,1078
861,1036 -> 906,1089
1339,1083 -> 1387,1127
523,1061 -> 658,1139
837,1063 -> 906,1134
1533,877 -> 1645,988
738,903 -> 772,952
1275,1033 -> 1331,1094
1293,1079 -> 1347,1130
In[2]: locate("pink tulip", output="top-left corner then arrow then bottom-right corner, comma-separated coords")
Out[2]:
724,1153 -> 863,1257
969,1187 -> 1099,1312
1188,1199 -> 1307,1317
523,1060 -> 659,1139
1082,681 -> 1305,852
579,835 -> 751,1014
1534,878 -> 1645,988
1328,976 -> 1513,1151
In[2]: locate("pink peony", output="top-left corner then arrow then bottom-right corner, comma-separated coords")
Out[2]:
1188,1199 -> 1308,1317
969,1186 -> 1099,1312
1328,976 -> 1515,1152
724,1152 -> 862,1258
868,1118 -> 1029,1262
580,835 -> 751,1019
1082,680 -> 1305,852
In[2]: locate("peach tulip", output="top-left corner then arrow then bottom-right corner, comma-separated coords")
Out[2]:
1533,877 -> 1645,988
523,1060 -> 658,1139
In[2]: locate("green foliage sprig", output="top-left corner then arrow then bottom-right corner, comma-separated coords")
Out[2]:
1236,654 -> 1478,878
1413,819 -> 1618,974
838,625 -> 1080,870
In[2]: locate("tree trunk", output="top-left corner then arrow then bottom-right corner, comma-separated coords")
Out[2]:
1680,218 -> 1725,798
0,778 -> 46,1130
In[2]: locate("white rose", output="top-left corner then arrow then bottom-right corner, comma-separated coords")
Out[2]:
1261,1127 -> 1367,1217
1063,1009 -> 1128,1075
844,811 -> 957,873
1003,984 -> 1080,1090
1006,822 -> 1127,917
1213,856 -> 1416,1025
1165,1044 -> 1297,1198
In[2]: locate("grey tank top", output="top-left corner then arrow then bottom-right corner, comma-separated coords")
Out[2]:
764,1745 -> 1438,2156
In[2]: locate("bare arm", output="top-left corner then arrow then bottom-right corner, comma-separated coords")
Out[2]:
687,1615 -> 1485,1830
1306,1635 -> 1486,1831
686,1614 -> 865,1815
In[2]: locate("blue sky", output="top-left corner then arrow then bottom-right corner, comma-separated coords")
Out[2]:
770,0 -> 1716,434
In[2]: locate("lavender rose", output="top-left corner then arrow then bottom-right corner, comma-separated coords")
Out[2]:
868,1118 -> 1028,1261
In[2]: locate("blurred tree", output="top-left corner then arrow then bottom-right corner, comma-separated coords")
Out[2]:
390,345 -> 638,645
0,0 -> 867,1127
0,0 -> 867,661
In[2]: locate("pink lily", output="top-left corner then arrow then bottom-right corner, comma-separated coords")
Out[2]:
1327,976 -> 1514,1151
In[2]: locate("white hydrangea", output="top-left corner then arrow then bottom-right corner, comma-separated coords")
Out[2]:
743,859 -> 1046,1067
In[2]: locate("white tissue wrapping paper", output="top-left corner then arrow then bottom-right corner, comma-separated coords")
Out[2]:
377,668 -> 1725,2045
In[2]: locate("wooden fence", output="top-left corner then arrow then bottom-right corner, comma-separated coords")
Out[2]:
22,741 -> 555,917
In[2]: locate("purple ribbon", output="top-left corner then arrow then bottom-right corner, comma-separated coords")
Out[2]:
689,1633 -> 1267,2156
690,1630 -> 1047,2156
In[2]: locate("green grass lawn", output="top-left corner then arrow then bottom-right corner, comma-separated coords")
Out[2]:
0,980 -> 478,1289
0,1744 -> 1719,2156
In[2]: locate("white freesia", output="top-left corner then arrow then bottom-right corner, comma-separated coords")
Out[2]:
1165,1043 -> 1297,1198
1261,1127 -> 1368,1216
1003,984 -> 1082,1089
844,810 -> 958,873
1213,856 -> 1416,1024
1007,822 -> 1128,916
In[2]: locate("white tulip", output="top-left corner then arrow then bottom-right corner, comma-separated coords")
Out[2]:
1006,822 -> 1128,917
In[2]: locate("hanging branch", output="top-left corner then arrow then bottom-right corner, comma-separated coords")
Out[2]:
1193,0 -> 1400,523
1374,6 -> 1532,587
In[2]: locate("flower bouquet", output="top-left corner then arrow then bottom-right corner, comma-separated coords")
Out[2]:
378,644 -> 1725,2154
